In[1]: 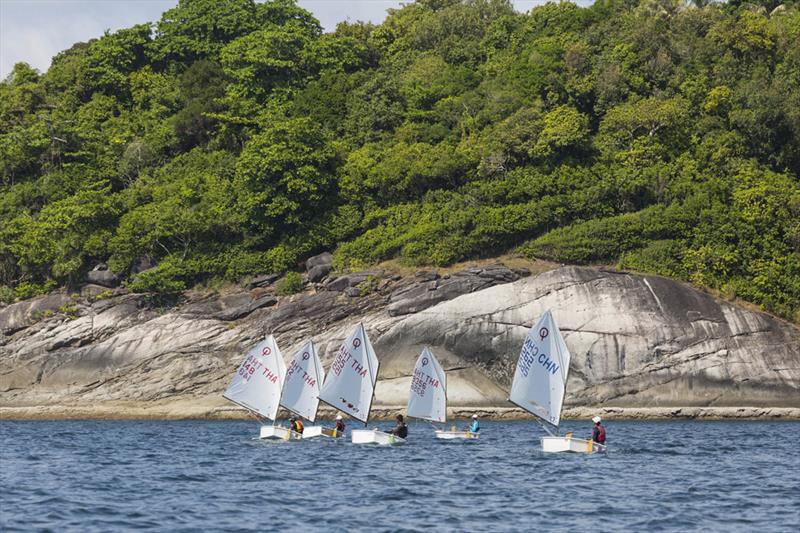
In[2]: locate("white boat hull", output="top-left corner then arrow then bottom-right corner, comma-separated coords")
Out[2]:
259,425 -> 302,441
541,435 -> 605,454
434,430 -> 479,440
298,426 -> 345,439
300,426 -> 323,438
351,429 -> 406,445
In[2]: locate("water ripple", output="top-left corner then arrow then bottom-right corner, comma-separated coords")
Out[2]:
2,420 -> 799,531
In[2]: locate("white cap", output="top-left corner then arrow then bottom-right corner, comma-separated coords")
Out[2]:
592,416 -> 601,424
336,415 -> 342,420
472,414 -> 478,419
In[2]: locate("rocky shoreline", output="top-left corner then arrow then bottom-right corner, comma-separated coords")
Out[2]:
3,259 -> 799,419
2,402 -> 798,421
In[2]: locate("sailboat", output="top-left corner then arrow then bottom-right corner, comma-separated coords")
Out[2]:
406,347 -> 475,440
223,335 -> 301,441
509,310 -> 604,454
318,322 -> 403,445
279,340 -> 332,439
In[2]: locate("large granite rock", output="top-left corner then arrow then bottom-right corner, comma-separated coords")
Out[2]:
325,270 -> 385,292
247,273 -> 281,289
1,265 -> 798,416
0,293 -> 74,335
387,264 -> 524,316
376,267 -> 800,408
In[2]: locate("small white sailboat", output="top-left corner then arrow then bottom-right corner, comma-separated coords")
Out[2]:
406,347 -> 476,440
319,323 -> 403,445
223,335 -> 300,441
509,310 -> 604,454
279,341 -> 332,439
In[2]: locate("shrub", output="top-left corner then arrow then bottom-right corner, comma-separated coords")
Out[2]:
275,272 -> 304,296
14,281 -> 57,300
93,289 -> 115,301
58,304 -> 79,319
0,286 -> 15,304
128,264 -> 187,294
618,240 -> 687,278
519,204 -> 693,263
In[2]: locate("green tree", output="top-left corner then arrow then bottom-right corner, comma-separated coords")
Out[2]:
234,118 -> 337,238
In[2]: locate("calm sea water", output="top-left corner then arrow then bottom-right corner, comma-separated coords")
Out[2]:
1,420 -> 799,532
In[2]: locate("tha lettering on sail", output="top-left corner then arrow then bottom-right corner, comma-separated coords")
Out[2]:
519,338 -> 560,377
411,368 -> 439,397
331,346 -> 368,378
238,355 -> 279,383
286,359 -> 317,387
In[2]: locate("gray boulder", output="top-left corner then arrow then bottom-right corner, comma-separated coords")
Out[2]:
182,290 -> 277,321
305,252 -> 333,270
0,293 -> 73,335
87,265 -> 119,288
387,265 -> 522,316
308,264 -> 333,283
215,291 -> 277,321
325,270 -> 384,292
247,273 -> 281,289
415,270 -> 439,281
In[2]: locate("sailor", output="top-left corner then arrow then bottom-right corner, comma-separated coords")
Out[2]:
467,414 -> 480,433
290,415 -> 304,435
334,414 -> 346,436
591,416 -> 606,445
388,414 -> 408,438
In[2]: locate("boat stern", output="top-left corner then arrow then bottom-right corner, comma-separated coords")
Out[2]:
351,429 -> 405,445
434,430 -> 479,440
260,425 -> 302,441
541,435 -> 604,454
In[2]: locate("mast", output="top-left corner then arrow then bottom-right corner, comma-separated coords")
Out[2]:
310,341 -> 325,423
362,323 -> 378,427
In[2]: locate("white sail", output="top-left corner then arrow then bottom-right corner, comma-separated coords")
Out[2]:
406,347 -> 446,423
223,335 -> 286,421
508,310 -> 571,427
280,341 -> 324,422
318,323 -> 379,423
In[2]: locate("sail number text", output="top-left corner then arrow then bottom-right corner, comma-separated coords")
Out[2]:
331,345 -> 368,378
411,368 -> 440,397
519,337 -> 560,377
239,355 -> 279,383
286,359 -> 317,387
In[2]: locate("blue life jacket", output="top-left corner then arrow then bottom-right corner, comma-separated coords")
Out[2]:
469,420 -> 480,433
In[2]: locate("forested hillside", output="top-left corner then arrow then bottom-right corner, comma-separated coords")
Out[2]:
1,0 -> 798,322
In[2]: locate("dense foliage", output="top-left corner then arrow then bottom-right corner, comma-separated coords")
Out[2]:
1,0 -> 799,321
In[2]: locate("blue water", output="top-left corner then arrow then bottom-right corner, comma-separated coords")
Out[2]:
1,420 -> 799,532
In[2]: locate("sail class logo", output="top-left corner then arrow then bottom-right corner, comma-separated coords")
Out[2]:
262,346 -> 272,356
421,357 -> 429,366
539,327 -> 549,341
302,352 -> 310,360
353,338 -> 361,348
340,397 -> 358,413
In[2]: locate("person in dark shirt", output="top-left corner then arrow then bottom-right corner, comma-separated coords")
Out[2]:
388,414 -> 408,439
334,414 -> 346,437
591,416 -> 606,444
